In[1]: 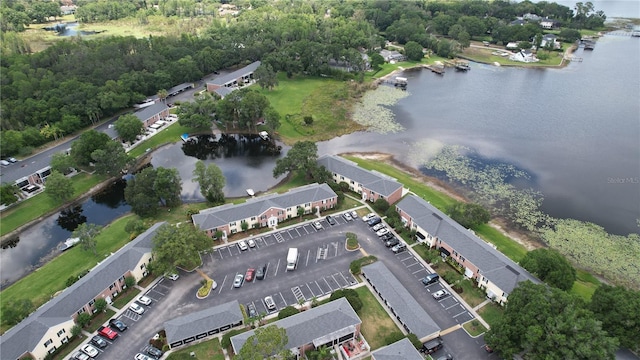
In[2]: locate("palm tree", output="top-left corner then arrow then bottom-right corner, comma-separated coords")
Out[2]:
157,89 -> 169,103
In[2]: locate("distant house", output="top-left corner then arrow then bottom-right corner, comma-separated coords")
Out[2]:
379,49 -> 406,63
0,223 -> 164,360
509,49 -> 538,63
206,61 -> 261,98
133,101 -> 170,129
230,298 -> 362,359
505,42 -> 519,50
317,155 -> 405,204
523,13 -> 541,22
192,183 -> 337,237
540,34 -> 561,49
395,195 -> 540,304
540,18 -> 561,29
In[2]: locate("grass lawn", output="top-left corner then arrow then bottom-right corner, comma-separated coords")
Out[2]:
477,303 -> 504,328
570,268 -> 600,301
473,224 -> 528,263
0,173 -> 106,236
0,214 -> 135,325
111,287 -> 141,309
128,122 -> 208,158
259,73 -> 364,144
85,308 -> 116,333
461,46 -> 565,66
462,319 -> 488,337
456,279 -> 488,308
354,286 -> 403,350
166,337 -> 225,360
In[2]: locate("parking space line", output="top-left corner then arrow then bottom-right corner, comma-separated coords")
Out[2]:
273,259 -> 280,276
337,272 -> 349,286
322,278 -> 332,293
398,254 -> 414,262
445,302 -> 460,310
277,292 -> 287,306
218,275 -> 228,294
453,310 -> 470,318
305,249 -> 311,267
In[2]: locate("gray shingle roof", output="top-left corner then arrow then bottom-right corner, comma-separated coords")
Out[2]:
192,183 -> 337,231
164,300 -> 243,345
396,195 -> 539,294
317,155 -> 402,198
230,298 -> 361,354
371,338 -> 423,360
0,222 -> 165,360
361,262 -> 440,339
133,101 -> 169,122
214,87 -> 234,97
208,61 -> 261,86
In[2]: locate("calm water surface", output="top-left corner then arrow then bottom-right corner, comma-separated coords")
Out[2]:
320,35 -> 640,235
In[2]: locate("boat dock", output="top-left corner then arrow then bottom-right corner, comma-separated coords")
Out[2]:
423,63 -> 445,75
454,60 -> 470,71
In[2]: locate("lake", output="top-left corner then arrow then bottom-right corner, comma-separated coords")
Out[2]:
320,34 -> 640,236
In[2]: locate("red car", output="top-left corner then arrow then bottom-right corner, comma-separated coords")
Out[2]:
245,268 -> 256,282
98,326 -> 118,340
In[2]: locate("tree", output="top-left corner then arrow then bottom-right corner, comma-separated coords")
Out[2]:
71,130 -> 111,166
519,248 -> 576,290
154,167 -> 183,207
76,313 -> 92,328
125,167 -> 160,217
373,198 -> 390,212
192,161 -> 226,204
40,123 -> 63,141
369,53 -> 385,71
236,325 -> 291,360
114,114 -> 144,143
272,141 -> 320,179
50,153 -> 75,175
263,106 -> 281,133
589,285 -> 640,352
45,171 -> 74,202
152,223 -> 210,275
0,183 -> 19,206
91,141 -> 131,177
94,298 -> 107,313
177,95 -> 216,129
485,281 -> 618,359
157,89 -> 168,103
125,276 -> 136,288
72,223 -> 102,256
448,202 -> 491,229
404,41 -> 424,61
254,63 -> 278,90
71,325 -> 82,338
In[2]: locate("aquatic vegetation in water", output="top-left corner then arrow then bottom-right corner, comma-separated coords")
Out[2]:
351,86 -> 409,134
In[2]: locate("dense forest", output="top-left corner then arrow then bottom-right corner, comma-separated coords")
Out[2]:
0,0 -> 606,157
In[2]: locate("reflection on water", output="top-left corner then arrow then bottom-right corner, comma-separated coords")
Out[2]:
181,134 -> 282,160
56,205 -> 87,232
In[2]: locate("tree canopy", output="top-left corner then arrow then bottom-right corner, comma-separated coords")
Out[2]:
519,248 -> 576,291
124,166 -> 182,217
45,171 -> 74,202
152,223 -> 211,277
192,161 -> 226,204
71,130 -> 111,167
114,114 -> 144,143
589,285 -> 640,352
272,141 -> 320,179
236,325 -> 291,360
448,202 -> 491,229
72,223 -> 103,256
91,141 -> 131,177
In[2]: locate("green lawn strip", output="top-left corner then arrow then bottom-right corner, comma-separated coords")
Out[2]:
456,279 -> 488,308
570,268 -> 600,301
477,303 -> 504,328
412,244 -> 433,264
51,334 -> 86,360
462,319 -> 488,337
85,308 -> 116,333
472,224 -> 527,263
166,336 -> 224,360
0,173 -> 105,236
111,287 -> 141,309
0,214 -> 134,314
354,286 -> 403,350
128,122 -> 208,158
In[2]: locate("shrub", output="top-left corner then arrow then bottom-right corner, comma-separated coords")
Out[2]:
66,275 -> 79,287
125,276 -> 136,288
94,298 -> 107,313
303,116 -> 313,125
76,313 -> 92,328
373,198 -> 389,212
407,333 -> 422,350
349,255 -> 377,275
346,232 -> 358,249
278,306 -> 299,319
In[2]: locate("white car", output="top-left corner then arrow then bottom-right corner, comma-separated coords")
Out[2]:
247,238 -> 256,248
362,213 -> 375,221
72,351 -> 90,360
376,228 -> 390,237
238,240 -> 248,251
137,295 -> 152,306
135,353 -> 154,360
81,344 -> 99,358
342,212 -> 353,221
264,295 -> 276,310
167,273 -> 179,281
313,221 -> 323,230
350,210 -> 358,219
233,273 -> 244,288
372,223 -> 386,231
432,289 -> 450,300
129,302 -> 145,315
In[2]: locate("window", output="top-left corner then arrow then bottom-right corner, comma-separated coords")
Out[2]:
57,329 -> 66,337
340,176 -> 344,180
88,299 -> 95,306
119,276 -> 125,283
44,339 -> 53,347
251,216 -> 256,221
77,308 -> 85,315
230,221 -> 236,227
140,263 -> 146,270
109,284 -> 115,290
305,203 -> 310,207
460,256 -> 466,262
48,347 -> 56,354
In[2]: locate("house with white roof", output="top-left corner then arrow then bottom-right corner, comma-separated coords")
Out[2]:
317,155 -> 405,204
395,195 -> 540,304
509,49 -> 538,63
230,298 -> 362,359
206,61 -> 261,98
540,34 -> 561,49
0,222 -> 165,360
192,183 -> 337,237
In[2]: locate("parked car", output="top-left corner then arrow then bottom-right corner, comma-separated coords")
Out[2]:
422,273 -> 440,286
109,318 -> 128,332
362,213 -> 375,221
350,210 -> 358,219
247,303 -> 257,317
98,326 -> 118,340
233,273 -> 244,288
81,344 -> 99,358
391,243 -> 407,253
238,240 -> 249,251
166,273 -> 179,281
385,237 -> 400,247
72,350 -> 90,360
91,335 -> 108,348
8,157 -> 17,163
129,302 -> 145,315
436,354 -> 453,360
264,295 -> 276,310
420,337 -> 443,354
0,160 -> 9,166
256,264 -> 267,280
137,295 -> 152,306
146,345 -> 163,358
372,223 -> 385,231
135,353 -> 154,360
432,289 -> 449,300
380,233 -> 394,241
247,238 -> 256,248
367,217 -> 381,226
376,228 -> 390,237
313,221 -> 323,230
342,212 -> 352,221
245,268 -> 256,282
325,215 -> 336,225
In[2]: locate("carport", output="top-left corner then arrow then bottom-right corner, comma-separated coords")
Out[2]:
164,300 -> 243,348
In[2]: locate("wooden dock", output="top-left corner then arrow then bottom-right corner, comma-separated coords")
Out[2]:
423,64 -> 445,75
